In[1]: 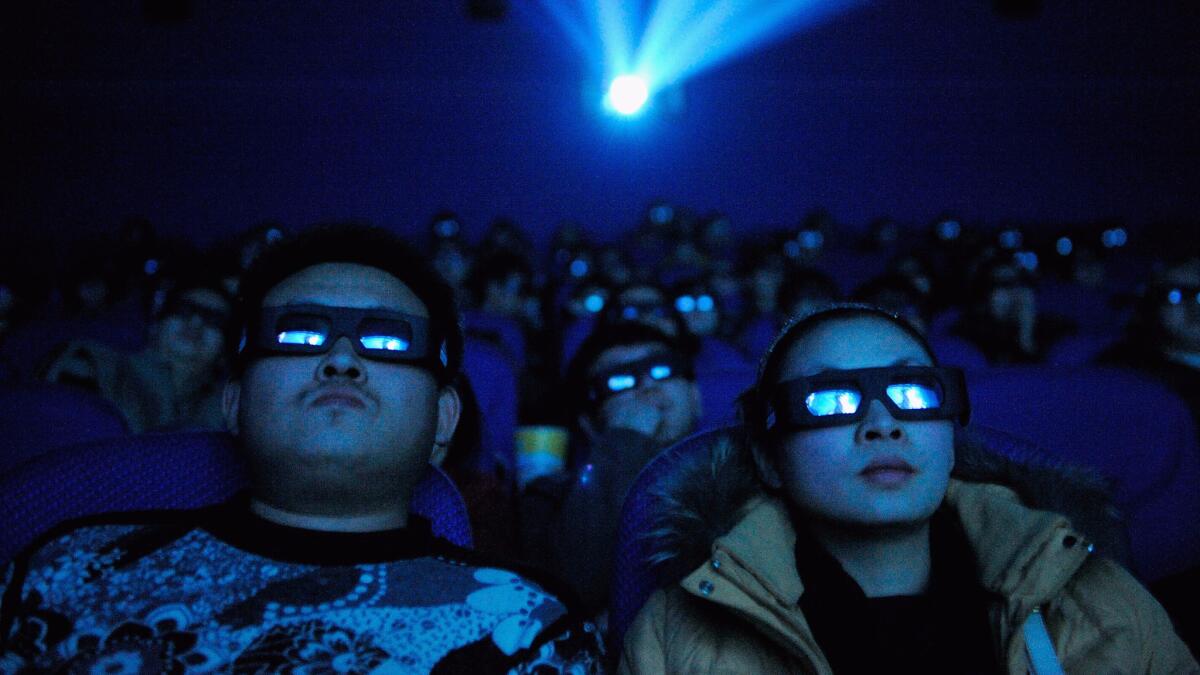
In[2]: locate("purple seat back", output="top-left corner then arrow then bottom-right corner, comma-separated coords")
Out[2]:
0,432 -> 473,564
610,426 -> 736,652
969,366 -> 1200,580
1037,282 -> 1129,334
694,337 -> 756,428
928,334 -> 990,371
0,382 -> 130,473
1044,332 -> 1120,368
462,337 -> 518,474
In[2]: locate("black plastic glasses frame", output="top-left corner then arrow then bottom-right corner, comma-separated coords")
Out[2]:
768,365 -> 970,431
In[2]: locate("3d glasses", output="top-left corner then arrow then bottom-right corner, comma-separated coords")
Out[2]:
674,294 -> 716,314
767,365 -> 970,431
242,304 -> 445,369
1156,285 -> 1200,307
587,352 -> 691,403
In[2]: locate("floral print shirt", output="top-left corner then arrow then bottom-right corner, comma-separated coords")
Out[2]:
0,502 -> 603,673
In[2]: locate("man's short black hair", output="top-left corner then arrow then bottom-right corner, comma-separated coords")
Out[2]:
564,321 -> 693,417
234,223 -> 463,385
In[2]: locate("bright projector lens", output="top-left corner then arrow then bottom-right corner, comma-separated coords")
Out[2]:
607,75 -> 649,115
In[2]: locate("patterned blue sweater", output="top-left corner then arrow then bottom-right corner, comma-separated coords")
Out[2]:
0,501 -> 603,673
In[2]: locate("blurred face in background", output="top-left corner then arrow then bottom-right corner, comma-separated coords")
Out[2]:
432,240 -> 471,289
152,288 -> 232,371
676,292 -> 719,337
984,264 -> 1035,327
1155,259 -> 1200,353
590,342 -> 700,447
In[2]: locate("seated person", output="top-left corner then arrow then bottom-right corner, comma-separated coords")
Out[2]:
1,224 -> 602,673
40,274 -> 234,432
853,273 -> 932,336
742,267 -> 841,359
522,323 -> 701,614
952,255 -> 1073,365
621,305 -> 1194,673
1099,255 -> 1200,424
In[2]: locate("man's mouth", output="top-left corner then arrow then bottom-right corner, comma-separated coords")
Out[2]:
311,388 -> 367,409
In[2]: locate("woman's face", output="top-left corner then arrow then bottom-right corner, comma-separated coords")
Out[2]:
773,316 -> 955,529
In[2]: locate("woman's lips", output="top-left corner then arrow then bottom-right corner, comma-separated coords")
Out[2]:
860,458 -> 916,488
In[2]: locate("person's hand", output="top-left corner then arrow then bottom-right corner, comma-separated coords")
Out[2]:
603,391 -> 663,438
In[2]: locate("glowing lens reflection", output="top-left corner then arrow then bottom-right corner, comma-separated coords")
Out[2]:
886,384 -> 941,410
806,389 -> 861,416
360,335 -> 410,352
277,330 -> 326,347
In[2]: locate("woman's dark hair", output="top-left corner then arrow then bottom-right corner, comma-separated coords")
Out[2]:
738,303 -> 938,446
234,222 -> 463,386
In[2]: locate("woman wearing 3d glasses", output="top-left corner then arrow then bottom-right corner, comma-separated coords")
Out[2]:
620,305 -> 1195,673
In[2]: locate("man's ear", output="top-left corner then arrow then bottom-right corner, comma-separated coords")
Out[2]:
434,386 -> 462,452
751,441 -> 783,490
222,379 -> 241,435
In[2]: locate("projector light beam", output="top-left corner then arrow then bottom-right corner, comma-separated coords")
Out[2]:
525,0 -> 864,116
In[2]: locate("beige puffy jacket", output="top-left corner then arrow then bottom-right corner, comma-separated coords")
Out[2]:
620,481 -> 1197,674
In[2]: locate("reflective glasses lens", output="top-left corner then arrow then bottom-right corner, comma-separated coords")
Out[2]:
277,330 -> 326,347
886,383 -> 942,410
649,364 -> 672,380
607,374 -> 636,392
360,335 -> 410,352
805,389 -> 862,416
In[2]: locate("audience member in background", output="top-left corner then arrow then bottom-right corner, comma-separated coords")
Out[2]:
952,255 -> 1072,364
853,273 -> 932,335
467,251 -> 534,322
605,282 -> 685,340
741,259 -> 842,360
777,267 -> 843,323
40,273 -> 234,432
621,305 -> 1194,673
521,323 -> 701,614
670,279 -> 721,339
596,245 -> 634,287
222,222 -> 289,296
1,224 -> 603,672
1099,256 -> 1200,419
670,278 -> 754,375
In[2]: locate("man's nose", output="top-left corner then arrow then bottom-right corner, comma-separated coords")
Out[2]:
856,399 -> 904,443
317,336 -> 365,380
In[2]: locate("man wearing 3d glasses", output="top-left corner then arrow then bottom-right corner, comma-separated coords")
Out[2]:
1,225 -> 602,673
621,305 -> 1194,673
522,322 -> 701,615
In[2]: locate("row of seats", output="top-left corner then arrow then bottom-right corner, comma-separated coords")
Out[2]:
5,366 -> 1198,583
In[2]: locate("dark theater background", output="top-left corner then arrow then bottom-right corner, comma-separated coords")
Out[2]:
2,0 -> 1200,667
4,0 -> 1199,246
